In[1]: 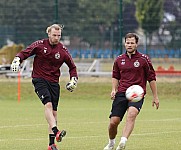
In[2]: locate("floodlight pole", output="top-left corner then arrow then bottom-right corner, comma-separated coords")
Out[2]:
18,72 -> 21,103
119,0 -> 123,54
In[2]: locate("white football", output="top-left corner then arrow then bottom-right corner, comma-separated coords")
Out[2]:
126,85 -> 144,102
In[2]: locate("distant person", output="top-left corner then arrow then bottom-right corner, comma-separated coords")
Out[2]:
103,33 -> 159,150
11,24 -> 78,150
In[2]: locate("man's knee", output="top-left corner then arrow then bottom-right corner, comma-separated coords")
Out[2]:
127,107 -> 138,120
45,102 -> 53,109
110,116 -> 120,128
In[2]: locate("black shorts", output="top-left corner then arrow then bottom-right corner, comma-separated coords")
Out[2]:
32,78 -> 60,111
109,92 -> 144,121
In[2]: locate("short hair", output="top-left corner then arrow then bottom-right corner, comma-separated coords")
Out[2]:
125,33 -> 139,44
46,24 -> 64,34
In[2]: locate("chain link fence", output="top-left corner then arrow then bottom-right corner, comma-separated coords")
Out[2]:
0,0 -> 180,65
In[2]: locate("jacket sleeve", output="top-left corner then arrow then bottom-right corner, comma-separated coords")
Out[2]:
144,55 -> 156,82
16,40 -> 43,62
112,58 -> 121,80
63,47 -> 78,79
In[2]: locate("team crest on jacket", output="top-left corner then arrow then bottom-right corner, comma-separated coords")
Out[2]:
55,52 -> 60,59
44,47 -> 47,53
134,60 -> 140,67
121,59 -> 125,65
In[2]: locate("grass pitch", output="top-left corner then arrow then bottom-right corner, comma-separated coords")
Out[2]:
0,77 -> 180,150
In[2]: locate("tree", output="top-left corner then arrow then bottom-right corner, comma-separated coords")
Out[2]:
135,0 -> 164,47
0,0 -> 120,48
104,0 -> 139,50
122,0 -> 138,37
157,0 -> 181,50
58,0 -> 119,48
0,0 -> 55,46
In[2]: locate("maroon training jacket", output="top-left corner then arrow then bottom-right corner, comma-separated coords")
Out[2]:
16,39 -> 78,82
112,50 -> 156,94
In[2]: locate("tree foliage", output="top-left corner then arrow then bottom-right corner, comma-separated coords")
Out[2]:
58,0 -> 119,47
0,0 -> 120,48
159,0 -> 181,49
0,0 -> 55,46
135,0 -> 164,35
0,0 -> 180,50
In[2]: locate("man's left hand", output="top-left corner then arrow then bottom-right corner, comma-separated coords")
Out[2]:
152,97 -> 159,109
66,77 -> 78,92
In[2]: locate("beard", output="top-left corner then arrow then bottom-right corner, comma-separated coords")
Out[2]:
50,39 -> 59,45
127,48 -> 136,54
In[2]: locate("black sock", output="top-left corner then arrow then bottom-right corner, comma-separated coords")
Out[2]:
52,126 -> 59,135
49,134 -> 55,146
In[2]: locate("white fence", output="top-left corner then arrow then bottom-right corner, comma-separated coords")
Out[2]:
1,59 -> 112,78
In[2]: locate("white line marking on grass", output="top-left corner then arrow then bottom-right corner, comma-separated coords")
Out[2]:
0,118 -> 180,129
132,130 -> 181,136
0,124 -> 46,129
137,118 -> 181,122
0,131 -> 181,142
0,122 -> 109,129
0,138 -> 46,142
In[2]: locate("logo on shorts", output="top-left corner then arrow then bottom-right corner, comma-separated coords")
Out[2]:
55,52 -> 60,59
134,60 -> 140,67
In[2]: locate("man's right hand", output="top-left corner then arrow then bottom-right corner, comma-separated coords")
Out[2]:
111,90 -> 117,100
11,57 -> 20,72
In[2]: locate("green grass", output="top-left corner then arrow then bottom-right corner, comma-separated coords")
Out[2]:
0,79 -> 181,150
